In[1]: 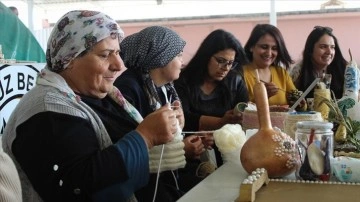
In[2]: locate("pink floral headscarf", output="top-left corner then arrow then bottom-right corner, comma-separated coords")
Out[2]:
46,10 -> 124,72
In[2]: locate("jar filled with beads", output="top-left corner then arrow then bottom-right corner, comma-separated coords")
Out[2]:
295,121 -> 333,181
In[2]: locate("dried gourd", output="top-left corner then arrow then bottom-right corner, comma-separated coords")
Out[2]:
240,69 -> 299,177
335,123 -> 347,143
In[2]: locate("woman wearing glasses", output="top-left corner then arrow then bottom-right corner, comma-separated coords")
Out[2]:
290,26 -> 347,99
243,24 -> 296,106
174,29 -> 249,172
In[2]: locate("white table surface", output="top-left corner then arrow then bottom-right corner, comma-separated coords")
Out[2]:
177,161 -> 248,202
177,160 -> 298,202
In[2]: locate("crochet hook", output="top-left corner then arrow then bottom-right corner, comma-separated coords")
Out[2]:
288,77 -> 320,112
254,77 -> 288,93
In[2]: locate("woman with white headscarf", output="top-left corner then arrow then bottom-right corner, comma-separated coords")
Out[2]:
2,10 -> 178,202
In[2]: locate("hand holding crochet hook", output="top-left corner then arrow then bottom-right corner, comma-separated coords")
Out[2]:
260,80 -> 286,98
170,99 -> 207,159
170,100 -> 185,129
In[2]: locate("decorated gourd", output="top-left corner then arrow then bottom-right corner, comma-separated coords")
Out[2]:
334,49 -> 360,142
343,49 -> 359,99
240,70 -> 300,177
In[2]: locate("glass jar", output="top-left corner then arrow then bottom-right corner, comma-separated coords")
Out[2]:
295,121 -> 333,181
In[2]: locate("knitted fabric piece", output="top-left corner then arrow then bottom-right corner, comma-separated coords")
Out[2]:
149,122 -> 186,173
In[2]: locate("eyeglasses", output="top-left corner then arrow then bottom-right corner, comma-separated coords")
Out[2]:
212,56 -> 238,70
313,26 -> 333,33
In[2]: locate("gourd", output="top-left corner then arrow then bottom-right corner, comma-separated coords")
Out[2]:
240,70 -> 299,177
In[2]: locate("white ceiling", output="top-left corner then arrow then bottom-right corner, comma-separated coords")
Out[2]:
19,0 -> 160,10
3,0 -> 360,30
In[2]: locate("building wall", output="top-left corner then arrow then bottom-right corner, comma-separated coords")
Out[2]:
119,9 -> 360,66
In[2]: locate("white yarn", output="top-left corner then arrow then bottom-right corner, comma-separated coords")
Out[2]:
213,124 -> 246,164
213,124 -> 246,154
149,121 -> 186,173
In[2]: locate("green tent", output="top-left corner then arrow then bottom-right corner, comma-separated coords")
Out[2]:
0,2 -> 46,63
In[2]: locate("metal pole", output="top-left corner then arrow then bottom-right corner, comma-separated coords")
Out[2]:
270,0 -> 277,26
28,0 -> 34,33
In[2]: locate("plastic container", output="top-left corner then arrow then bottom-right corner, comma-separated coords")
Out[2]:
295,121 -> 333,181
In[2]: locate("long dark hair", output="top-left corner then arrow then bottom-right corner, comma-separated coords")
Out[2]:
180,29 -> 247,86
244,24 -> 294,70
297,26 -> 347,99
177,29 -> 247,108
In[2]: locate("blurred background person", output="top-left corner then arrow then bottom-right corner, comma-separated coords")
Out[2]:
174,29 -> 249,169
243,23 -> 296,106
290,26 -> 347,99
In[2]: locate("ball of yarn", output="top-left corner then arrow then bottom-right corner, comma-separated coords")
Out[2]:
196,161 -> 217,178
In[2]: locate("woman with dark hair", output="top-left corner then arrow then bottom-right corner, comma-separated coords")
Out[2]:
290,26 -> 347,99
174,29 -> 249,169
243,24 -> 296,106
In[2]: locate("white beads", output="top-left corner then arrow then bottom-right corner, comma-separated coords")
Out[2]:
243,179 -> 252,184
242,168 -> 266,184
268,178 -> 360,185
270,131 -> 298,169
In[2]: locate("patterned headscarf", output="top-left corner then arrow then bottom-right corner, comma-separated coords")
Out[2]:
46,10 -> 124,72
120,26 -> 186,110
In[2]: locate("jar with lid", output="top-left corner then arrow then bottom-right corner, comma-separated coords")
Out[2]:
295,121 -> 333,181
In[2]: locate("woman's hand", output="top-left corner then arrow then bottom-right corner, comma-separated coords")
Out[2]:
183,135 -> 205,160
136,104 -> 177,148
201,132 -> 214,150
221,109 -> 242,125
264,82 -> 279,98
171,100 -> 185,129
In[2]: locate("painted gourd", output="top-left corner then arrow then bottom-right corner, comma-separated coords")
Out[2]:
240,72 -> 299,177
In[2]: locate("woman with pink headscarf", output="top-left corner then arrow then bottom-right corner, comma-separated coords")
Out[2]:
2,10 -> 178,201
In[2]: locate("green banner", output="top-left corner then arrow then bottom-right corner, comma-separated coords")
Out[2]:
0,2 -> 46,63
